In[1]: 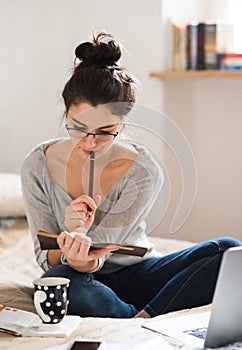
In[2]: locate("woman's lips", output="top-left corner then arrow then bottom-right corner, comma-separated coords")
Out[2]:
83,149 -> 95,155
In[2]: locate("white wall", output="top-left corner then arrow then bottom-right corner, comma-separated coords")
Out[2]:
0,0 -> 163,172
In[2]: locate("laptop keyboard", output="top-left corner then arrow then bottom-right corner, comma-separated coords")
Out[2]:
183,328 -> 242,349
183,327 -> 207,339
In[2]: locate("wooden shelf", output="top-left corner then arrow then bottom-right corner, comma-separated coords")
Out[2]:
150,70 -> 242,79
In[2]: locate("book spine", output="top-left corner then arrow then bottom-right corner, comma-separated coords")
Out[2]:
220,53 -> 242,70
216,24 -> 234,54
197,23 -> 205,70
172,24 -> 180,71
190,24 -> 198,70
186,24 -> 191,70
204,23 -> 217,69
172,23 -> 186,71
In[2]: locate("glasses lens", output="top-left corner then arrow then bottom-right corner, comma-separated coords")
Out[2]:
67,128 -> 87,139
95,134 -> 115,142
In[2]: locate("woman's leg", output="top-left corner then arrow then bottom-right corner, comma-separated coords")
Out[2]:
96,237 -> 241,317
43,264 -> 137,318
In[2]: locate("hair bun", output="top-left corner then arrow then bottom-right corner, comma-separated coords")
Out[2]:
75,32 -> 121,66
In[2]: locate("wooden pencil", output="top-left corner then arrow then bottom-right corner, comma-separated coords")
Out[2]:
88,151 -> 95,197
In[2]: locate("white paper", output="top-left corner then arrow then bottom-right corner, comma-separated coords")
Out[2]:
142,312 -> 211,347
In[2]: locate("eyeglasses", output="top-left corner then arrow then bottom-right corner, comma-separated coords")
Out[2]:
65,124 -> 119,142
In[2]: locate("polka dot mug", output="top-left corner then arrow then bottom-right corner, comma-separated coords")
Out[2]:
33,277 -> 70,324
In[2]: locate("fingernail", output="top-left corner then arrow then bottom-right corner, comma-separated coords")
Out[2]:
67,231 -> 78,238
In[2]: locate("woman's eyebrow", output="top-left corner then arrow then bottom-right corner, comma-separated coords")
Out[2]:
71,118 -> 118,130
98,124 -> 118,130
71,118 -> 87,127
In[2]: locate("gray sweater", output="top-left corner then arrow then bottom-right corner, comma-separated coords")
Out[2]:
21,138 -> 163,273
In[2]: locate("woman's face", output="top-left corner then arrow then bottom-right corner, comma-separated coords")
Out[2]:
66,103 -> 122,158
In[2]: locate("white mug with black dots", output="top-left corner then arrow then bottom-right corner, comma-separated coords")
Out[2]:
33,277 -> 70,325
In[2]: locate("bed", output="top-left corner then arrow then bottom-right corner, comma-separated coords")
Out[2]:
0,173 -> 209,350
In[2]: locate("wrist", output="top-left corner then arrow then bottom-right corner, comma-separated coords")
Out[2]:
61,254 -> 98,273
60,253 -> 69,265
71,259 -> 98,272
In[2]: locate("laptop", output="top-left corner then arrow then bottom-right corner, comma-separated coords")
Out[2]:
143,246 -> 242,348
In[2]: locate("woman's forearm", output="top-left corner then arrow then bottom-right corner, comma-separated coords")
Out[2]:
47,250 -> 62,267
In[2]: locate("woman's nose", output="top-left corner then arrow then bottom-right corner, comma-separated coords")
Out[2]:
83,134 -> 97,148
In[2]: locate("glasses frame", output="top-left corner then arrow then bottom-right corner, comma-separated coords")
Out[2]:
65,124 -> 119,141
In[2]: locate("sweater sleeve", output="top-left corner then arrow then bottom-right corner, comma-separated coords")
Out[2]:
21,149 -> 62,272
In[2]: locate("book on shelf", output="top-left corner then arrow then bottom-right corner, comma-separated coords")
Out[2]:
204,22 -> 216,69
186,23 -> 198,70
218,53 -> 242,70
204,22 -> 234,69
197,22 -> 206,70
0,304 -> 80,337
170,21 -> 234,71
172,23 -> 187,71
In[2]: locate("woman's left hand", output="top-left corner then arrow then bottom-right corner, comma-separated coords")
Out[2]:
57,231 -> 118,272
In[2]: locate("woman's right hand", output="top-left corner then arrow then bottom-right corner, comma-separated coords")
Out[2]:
64,194 -> 101,233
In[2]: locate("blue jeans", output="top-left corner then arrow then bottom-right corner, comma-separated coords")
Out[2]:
43,237 -> 241,318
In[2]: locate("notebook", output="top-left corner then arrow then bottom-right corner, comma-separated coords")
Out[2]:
37,230 -> 148,257
0,304 -> 80,337
143,246 -> 242,348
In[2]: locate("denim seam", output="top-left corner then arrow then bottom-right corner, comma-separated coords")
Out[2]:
144,254 -> 219,317
160,253 -> 219,315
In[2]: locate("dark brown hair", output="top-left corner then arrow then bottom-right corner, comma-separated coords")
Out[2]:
62,32 -> 137,118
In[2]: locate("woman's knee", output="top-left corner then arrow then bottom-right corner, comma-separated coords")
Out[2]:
42,264 -> 79,279
193,237 -> 241,259
213,237 -> 241,253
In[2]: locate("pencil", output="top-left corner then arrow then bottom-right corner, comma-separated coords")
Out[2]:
0,327 -> 22,337
88,151 -> 95,197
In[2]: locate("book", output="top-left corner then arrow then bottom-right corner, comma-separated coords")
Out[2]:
220,53 -> 242,70
172,23 -> 187,71
0,304 -> 80,337
197,22 -> 205,70
204,22 -> 217,69
204,22 -> 234,69
216,23 -> 234,54
186,23 -> 198,70
37,230 -> 148,257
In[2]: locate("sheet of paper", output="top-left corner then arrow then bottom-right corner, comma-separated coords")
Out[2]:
142,312 -> 211,347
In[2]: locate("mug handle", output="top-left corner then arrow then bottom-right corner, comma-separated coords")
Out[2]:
34,290 -> 51,323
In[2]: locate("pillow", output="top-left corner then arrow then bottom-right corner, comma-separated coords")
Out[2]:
0,173 -> 25,217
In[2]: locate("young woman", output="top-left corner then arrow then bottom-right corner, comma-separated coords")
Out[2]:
21,32 -> 241,318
